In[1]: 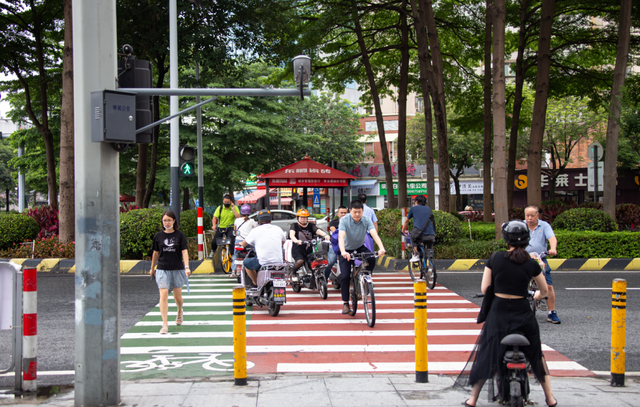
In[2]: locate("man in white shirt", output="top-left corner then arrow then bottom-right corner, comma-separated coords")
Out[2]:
240,210 -> 286,286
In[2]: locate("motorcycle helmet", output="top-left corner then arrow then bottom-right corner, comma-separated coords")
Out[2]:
501,220 -> 530,245
240,204 -> 251,215
296,208 -> 310,217
257,210 -> 272,223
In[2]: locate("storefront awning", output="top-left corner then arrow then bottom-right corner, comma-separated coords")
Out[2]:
270,197 -> 292,205
237,189 -> 266,204
350,180 -> 377,187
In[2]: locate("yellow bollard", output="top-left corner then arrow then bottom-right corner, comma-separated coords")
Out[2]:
233,286 -> 248,386
414,279 -> 428,383
611,278 -> 627,387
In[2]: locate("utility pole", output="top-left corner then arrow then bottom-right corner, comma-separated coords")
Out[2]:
196,62 -> 204,209
73,1 -> 120,405
170,0 -> 180,221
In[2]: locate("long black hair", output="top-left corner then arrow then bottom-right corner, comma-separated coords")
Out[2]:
161,210 -> 179,230
505,243 -> 531,264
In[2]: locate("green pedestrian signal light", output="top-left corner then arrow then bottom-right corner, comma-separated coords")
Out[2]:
179,145 -> 196,177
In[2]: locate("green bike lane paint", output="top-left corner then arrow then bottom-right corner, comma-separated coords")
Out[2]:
120,275 -> 247,379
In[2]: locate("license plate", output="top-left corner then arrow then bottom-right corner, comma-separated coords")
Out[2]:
272,283 -> 286,303
273,280 -> 287,288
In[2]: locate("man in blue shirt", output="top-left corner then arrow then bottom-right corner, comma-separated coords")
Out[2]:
524,205 -> 561,324
401,195 -> 435,263
338,200 -> 386,314
357,193 -> 378,232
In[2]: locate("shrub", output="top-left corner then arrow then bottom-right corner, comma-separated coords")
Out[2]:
552,207 -> 617,232
542,199 -> 566,207
435,239 -> 507,259
376,208 -> 463,245
26,205 -> 59,238
555,230 -> 639,258
459,211 -> 494,222
0,213 -> 40,250
450,211 -> 465,222
120,208 -> 163,259
616,204 -> 640,231
179,209 -> 213,237
0,235 -> 75,259
468,222 -> 497,241
433,211 -> 464,244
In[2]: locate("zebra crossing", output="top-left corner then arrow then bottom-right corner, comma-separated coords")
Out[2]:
119,273 -> 592,379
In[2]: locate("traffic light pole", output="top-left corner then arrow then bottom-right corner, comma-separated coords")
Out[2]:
196,63 -> 204,210
73,1 -> 120,405
170,0 -> 179,220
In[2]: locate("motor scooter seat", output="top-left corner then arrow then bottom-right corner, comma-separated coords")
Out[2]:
501,333 -> 530,346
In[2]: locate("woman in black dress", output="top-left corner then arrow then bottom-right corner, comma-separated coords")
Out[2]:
456,220 -> 557,407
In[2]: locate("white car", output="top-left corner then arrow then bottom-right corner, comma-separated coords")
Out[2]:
250,210 -> 329,233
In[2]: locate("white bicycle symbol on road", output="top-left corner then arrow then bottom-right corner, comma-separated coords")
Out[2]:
120,353 -> 255,373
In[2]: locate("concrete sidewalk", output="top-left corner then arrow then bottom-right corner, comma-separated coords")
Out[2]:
4,373 -> 639,407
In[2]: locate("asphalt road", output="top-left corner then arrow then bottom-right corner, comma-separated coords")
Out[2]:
438,270 -> 640,374
2,269 -> 639,390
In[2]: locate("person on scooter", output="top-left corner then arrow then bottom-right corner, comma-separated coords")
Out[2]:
455,220 -> 557,407
338,200 -> 386,315
289,208 -> 330,280
239,210 -> 286,287
324,205 -> 348,281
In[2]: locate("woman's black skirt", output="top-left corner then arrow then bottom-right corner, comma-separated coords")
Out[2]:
454,297 -> 550,400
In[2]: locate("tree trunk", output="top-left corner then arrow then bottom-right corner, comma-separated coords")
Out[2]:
527,0 -> 555,208
58,0 -> 74,243
507,0 -> 532,210
409,0 -> 435,209
136,143 -> 148,207
422,0 -> 450,213
483,0 -> 493,221
603,0 -> 632,219
351,0 -> 395,208
492,0 -> 508,239
396,0 -> 410,209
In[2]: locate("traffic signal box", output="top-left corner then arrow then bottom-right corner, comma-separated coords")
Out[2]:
117,55 -> 153,143
180,145 -> 196,177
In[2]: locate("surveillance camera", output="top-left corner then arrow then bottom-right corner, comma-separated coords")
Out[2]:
122,44 -> 133,56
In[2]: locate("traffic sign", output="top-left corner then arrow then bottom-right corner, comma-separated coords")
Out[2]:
313,188 -> 320,207
588,141 -> 603,162
588,162 -> 604,192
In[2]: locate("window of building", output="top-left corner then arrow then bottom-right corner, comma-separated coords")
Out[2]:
389,142 -> 397,162
363,142 -> 375,162
415,97 -> 424,113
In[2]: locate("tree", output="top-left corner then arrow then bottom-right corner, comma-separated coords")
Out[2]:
0,0 -> 64,210
616,75 -> 640,168
59,0 -> 74,242
0,140 -> 16,210
483,0 -> 493,221
542,97 -> 606,200
604,0 -> 632,219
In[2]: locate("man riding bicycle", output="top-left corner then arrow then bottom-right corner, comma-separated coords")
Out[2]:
401,195 -> 435,263
211,194 -> 241,257
239,210 -> 286,287
338,200 -> 386,315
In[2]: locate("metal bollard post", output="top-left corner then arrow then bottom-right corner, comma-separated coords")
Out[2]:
232,286 -> 247,385
611,278 -> 626,387
22,268 -> 37,392
414,279 -> 428,383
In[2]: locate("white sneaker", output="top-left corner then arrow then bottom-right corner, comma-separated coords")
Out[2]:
410,254 -> 420,263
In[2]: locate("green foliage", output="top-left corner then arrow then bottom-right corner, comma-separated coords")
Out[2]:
433,211 -> 464,244
0,235 -> 74,259
179,209 -> 212,238
542,200 -> 566,207
0,140 -> 16,191
555,231 -> 640,258
469,222 -> 497,241
120,208 -> 163,260
0,213 -> 39,250
376,208 -> 463,245
435,239 -> 508,260
552,208 -> 617,232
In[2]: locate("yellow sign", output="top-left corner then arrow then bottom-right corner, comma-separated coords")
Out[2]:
515,175 -> 528,189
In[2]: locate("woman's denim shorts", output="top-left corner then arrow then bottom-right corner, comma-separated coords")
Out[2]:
156,269 -> 187,293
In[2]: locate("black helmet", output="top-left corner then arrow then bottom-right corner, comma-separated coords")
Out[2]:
501,220 -> 530,245
257,210 -> 272,223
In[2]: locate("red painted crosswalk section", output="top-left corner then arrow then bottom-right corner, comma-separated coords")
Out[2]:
244,271 -> 593,377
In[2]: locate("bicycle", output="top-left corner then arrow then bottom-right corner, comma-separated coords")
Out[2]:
528,251 -> 549,315
345,251 -> 378,328
120,353 -> 255,373
213,227 -> 234,274
405,233 -> 436,289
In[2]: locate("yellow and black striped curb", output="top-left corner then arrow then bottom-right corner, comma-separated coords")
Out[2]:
0,259 -> 217,274
377,255 -> 640,272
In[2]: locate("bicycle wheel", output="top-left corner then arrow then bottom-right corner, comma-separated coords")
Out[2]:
361,279 -> 376,328
348,275 -> 358,316
425,258 -> 436,290
221,247 -> 232,274
317,275 -> 328,300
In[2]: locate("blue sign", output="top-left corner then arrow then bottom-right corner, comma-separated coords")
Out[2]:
313,188 -> 320,207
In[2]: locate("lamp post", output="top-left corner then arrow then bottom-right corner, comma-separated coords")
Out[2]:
292,55 -> 311,101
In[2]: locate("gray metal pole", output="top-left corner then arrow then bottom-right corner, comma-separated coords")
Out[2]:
594,146 -> 598,202
196,63 -> 204,209
18,145 -> 24,212
170,0 -> 180,221
73,1 -> 120,405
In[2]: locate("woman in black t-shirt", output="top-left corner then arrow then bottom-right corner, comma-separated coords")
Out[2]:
150,210 -> 191,334
455,221 -> 557,407
289,208 -> 329,276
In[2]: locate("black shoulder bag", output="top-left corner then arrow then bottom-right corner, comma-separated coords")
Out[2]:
410,216 -> 432,243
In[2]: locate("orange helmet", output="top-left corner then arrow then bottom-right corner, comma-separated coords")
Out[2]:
296,208 -> 310,217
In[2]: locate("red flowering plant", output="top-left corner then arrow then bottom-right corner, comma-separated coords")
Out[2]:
26,205 -> 59,238
0,236 -> 75,259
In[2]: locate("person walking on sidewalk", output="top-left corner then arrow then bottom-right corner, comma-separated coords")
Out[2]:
338,200 -> 386,315
454,220 -> 557,407
524,205 -> 561,324
150,210 -> 191,334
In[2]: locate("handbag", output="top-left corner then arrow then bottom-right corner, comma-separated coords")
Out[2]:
477,252 -> 498,324
410,216 -> 433,243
